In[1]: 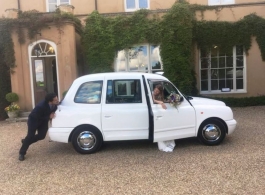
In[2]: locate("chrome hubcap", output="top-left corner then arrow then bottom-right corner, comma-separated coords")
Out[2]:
77,131 -> 96,150
202,124 -> 221,142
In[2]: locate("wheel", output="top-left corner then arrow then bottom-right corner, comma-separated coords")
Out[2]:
71,126 -> 103,154
198,119 -> 226,146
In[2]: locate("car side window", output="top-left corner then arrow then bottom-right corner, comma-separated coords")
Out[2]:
106,80 -> 142,103
74,81 -> 103,104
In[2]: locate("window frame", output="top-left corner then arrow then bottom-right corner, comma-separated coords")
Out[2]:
46,0 -> 71,12
208,0 -> 235,6
74,80 -> 103,104
115,44 -> 163,73
199,46 -> 247,95
125,0 -> 150,12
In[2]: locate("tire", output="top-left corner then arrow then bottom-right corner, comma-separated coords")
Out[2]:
71,126 -> 103,154
198,119 -> 226,146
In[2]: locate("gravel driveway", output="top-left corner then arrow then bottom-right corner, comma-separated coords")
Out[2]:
0,106 -> 264,195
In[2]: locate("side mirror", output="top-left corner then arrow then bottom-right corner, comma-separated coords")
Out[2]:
180,96 -> 184,102
187,96 -> 193,100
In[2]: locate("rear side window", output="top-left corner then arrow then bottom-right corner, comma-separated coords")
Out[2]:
106,80 -> 142,103
74,81 -> 103,104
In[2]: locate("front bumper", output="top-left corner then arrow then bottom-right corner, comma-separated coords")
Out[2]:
226,119 -> 237,135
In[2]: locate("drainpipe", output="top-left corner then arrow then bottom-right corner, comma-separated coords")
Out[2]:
95,0 -> 98,11
17,0 -> 26,109
17,0 -> 21,10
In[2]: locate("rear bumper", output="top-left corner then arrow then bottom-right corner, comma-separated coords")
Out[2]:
48,127 -> 73,143
226,119 -> 237,135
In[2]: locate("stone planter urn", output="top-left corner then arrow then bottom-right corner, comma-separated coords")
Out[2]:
7,111 -> 19,118
5,9 -> 19,19
58,4 -> 75,14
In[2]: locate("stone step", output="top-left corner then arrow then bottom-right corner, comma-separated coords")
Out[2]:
19,111 -> 30,117
5,111 -> 30,123
6,117 -> 28,122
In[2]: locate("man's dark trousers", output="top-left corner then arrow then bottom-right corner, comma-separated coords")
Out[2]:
19,118 -> 49,155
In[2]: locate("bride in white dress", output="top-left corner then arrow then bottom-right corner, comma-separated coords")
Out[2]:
152,84 -> 176,152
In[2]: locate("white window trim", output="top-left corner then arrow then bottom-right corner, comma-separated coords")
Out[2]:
125,0 -> 150,12
114,44 -> 163,73
199,46 -> 247,95
208,0 -> 235,6
46,0 -> 71,12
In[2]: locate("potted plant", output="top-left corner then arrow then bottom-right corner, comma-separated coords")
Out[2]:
5,92 -> 20,118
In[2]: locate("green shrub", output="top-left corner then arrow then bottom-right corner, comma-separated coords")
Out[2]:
5,92 -> 19,103
204,96 -> 265,107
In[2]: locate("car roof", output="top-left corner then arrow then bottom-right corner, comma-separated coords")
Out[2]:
74,72 -> 168,83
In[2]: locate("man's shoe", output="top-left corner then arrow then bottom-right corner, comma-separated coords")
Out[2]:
21,139 -> 24,144
19,154 -> 25,161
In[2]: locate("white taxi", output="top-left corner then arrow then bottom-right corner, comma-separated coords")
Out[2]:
48,73 -> 237,154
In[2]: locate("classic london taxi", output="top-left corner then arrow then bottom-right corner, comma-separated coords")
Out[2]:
48,73 -> 237,154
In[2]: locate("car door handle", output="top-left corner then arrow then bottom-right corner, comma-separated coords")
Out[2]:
105,116 -> 112,118
156,116 -> 163,119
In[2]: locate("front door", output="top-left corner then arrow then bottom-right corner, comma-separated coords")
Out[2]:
30,41 -> 58,106
148,80 -> 196,142
32,58 -> 47,104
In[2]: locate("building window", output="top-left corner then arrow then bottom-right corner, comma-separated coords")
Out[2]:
47,0 -> 70,12
125,0 -> 149,12
115,44 -> 162,73
208,0 -> 234,6
200,45 -> 245,94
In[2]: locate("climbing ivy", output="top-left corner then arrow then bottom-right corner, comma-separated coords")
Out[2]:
193,14 -> 265,60
15,9 -> 83,43
160,3 -> 194,95
82,11 -> 116,73
0,19 -> 20,119
0,23 -> 13,119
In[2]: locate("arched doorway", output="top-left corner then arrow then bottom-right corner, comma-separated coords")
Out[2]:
29,40 -> 59,105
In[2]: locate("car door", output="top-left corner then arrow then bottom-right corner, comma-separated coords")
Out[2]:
148,80 -> 196,142
101,76 -> 149,141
